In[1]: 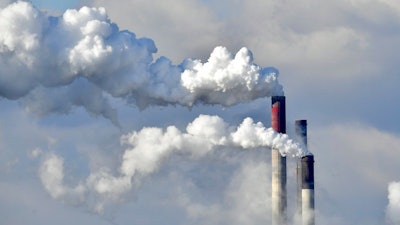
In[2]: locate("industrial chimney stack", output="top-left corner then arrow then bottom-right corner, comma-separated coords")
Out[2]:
295,120 -> 307,216
301,155 -> 315,225
295,120 -> 315,225
271,96 -> 287,225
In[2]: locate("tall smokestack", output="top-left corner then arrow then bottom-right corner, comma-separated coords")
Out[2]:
301,155 -> 315,225
271,96 -> 287,225
295,120 -> 307,216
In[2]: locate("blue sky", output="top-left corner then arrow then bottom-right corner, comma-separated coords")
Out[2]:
31,0 -> 79,10
1,0 -> 400,225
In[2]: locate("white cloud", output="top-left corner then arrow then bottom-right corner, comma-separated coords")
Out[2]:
29,148 -> 43,159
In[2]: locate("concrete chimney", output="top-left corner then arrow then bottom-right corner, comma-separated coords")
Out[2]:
295,120 -> 307,216
271,96 -> 287,225
301,155 -> 315,225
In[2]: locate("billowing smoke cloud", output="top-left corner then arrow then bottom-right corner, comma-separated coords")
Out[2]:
0,1 -> 283,123
39,114 -> 308,213
386,182 -> 400,224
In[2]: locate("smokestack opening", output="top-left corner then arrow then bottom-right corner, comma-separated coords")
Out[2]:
271,96 -> 286,133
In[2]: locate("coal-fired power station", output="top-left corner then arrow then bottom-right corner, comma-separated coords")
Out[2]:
271,97 -> 315,225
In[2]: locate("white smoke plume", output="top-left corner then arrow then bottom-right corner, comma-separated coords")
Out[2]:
0,1 -> 283,123
387,182 -> 400,225
39,154 -> 86,204
38,114 -> 308,213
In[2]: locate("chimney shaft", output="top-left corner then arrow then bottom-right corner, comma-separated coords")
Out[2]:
301,155 -> 315,225
295,120 -> 307,217
271,96 -> 287,225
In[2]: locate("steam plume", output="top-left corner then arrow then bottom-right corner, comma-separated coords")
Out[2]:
39,154 -> 86,204
387,182 -> 400,224
0,1 -> 283,123
39,115 -> 308,213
